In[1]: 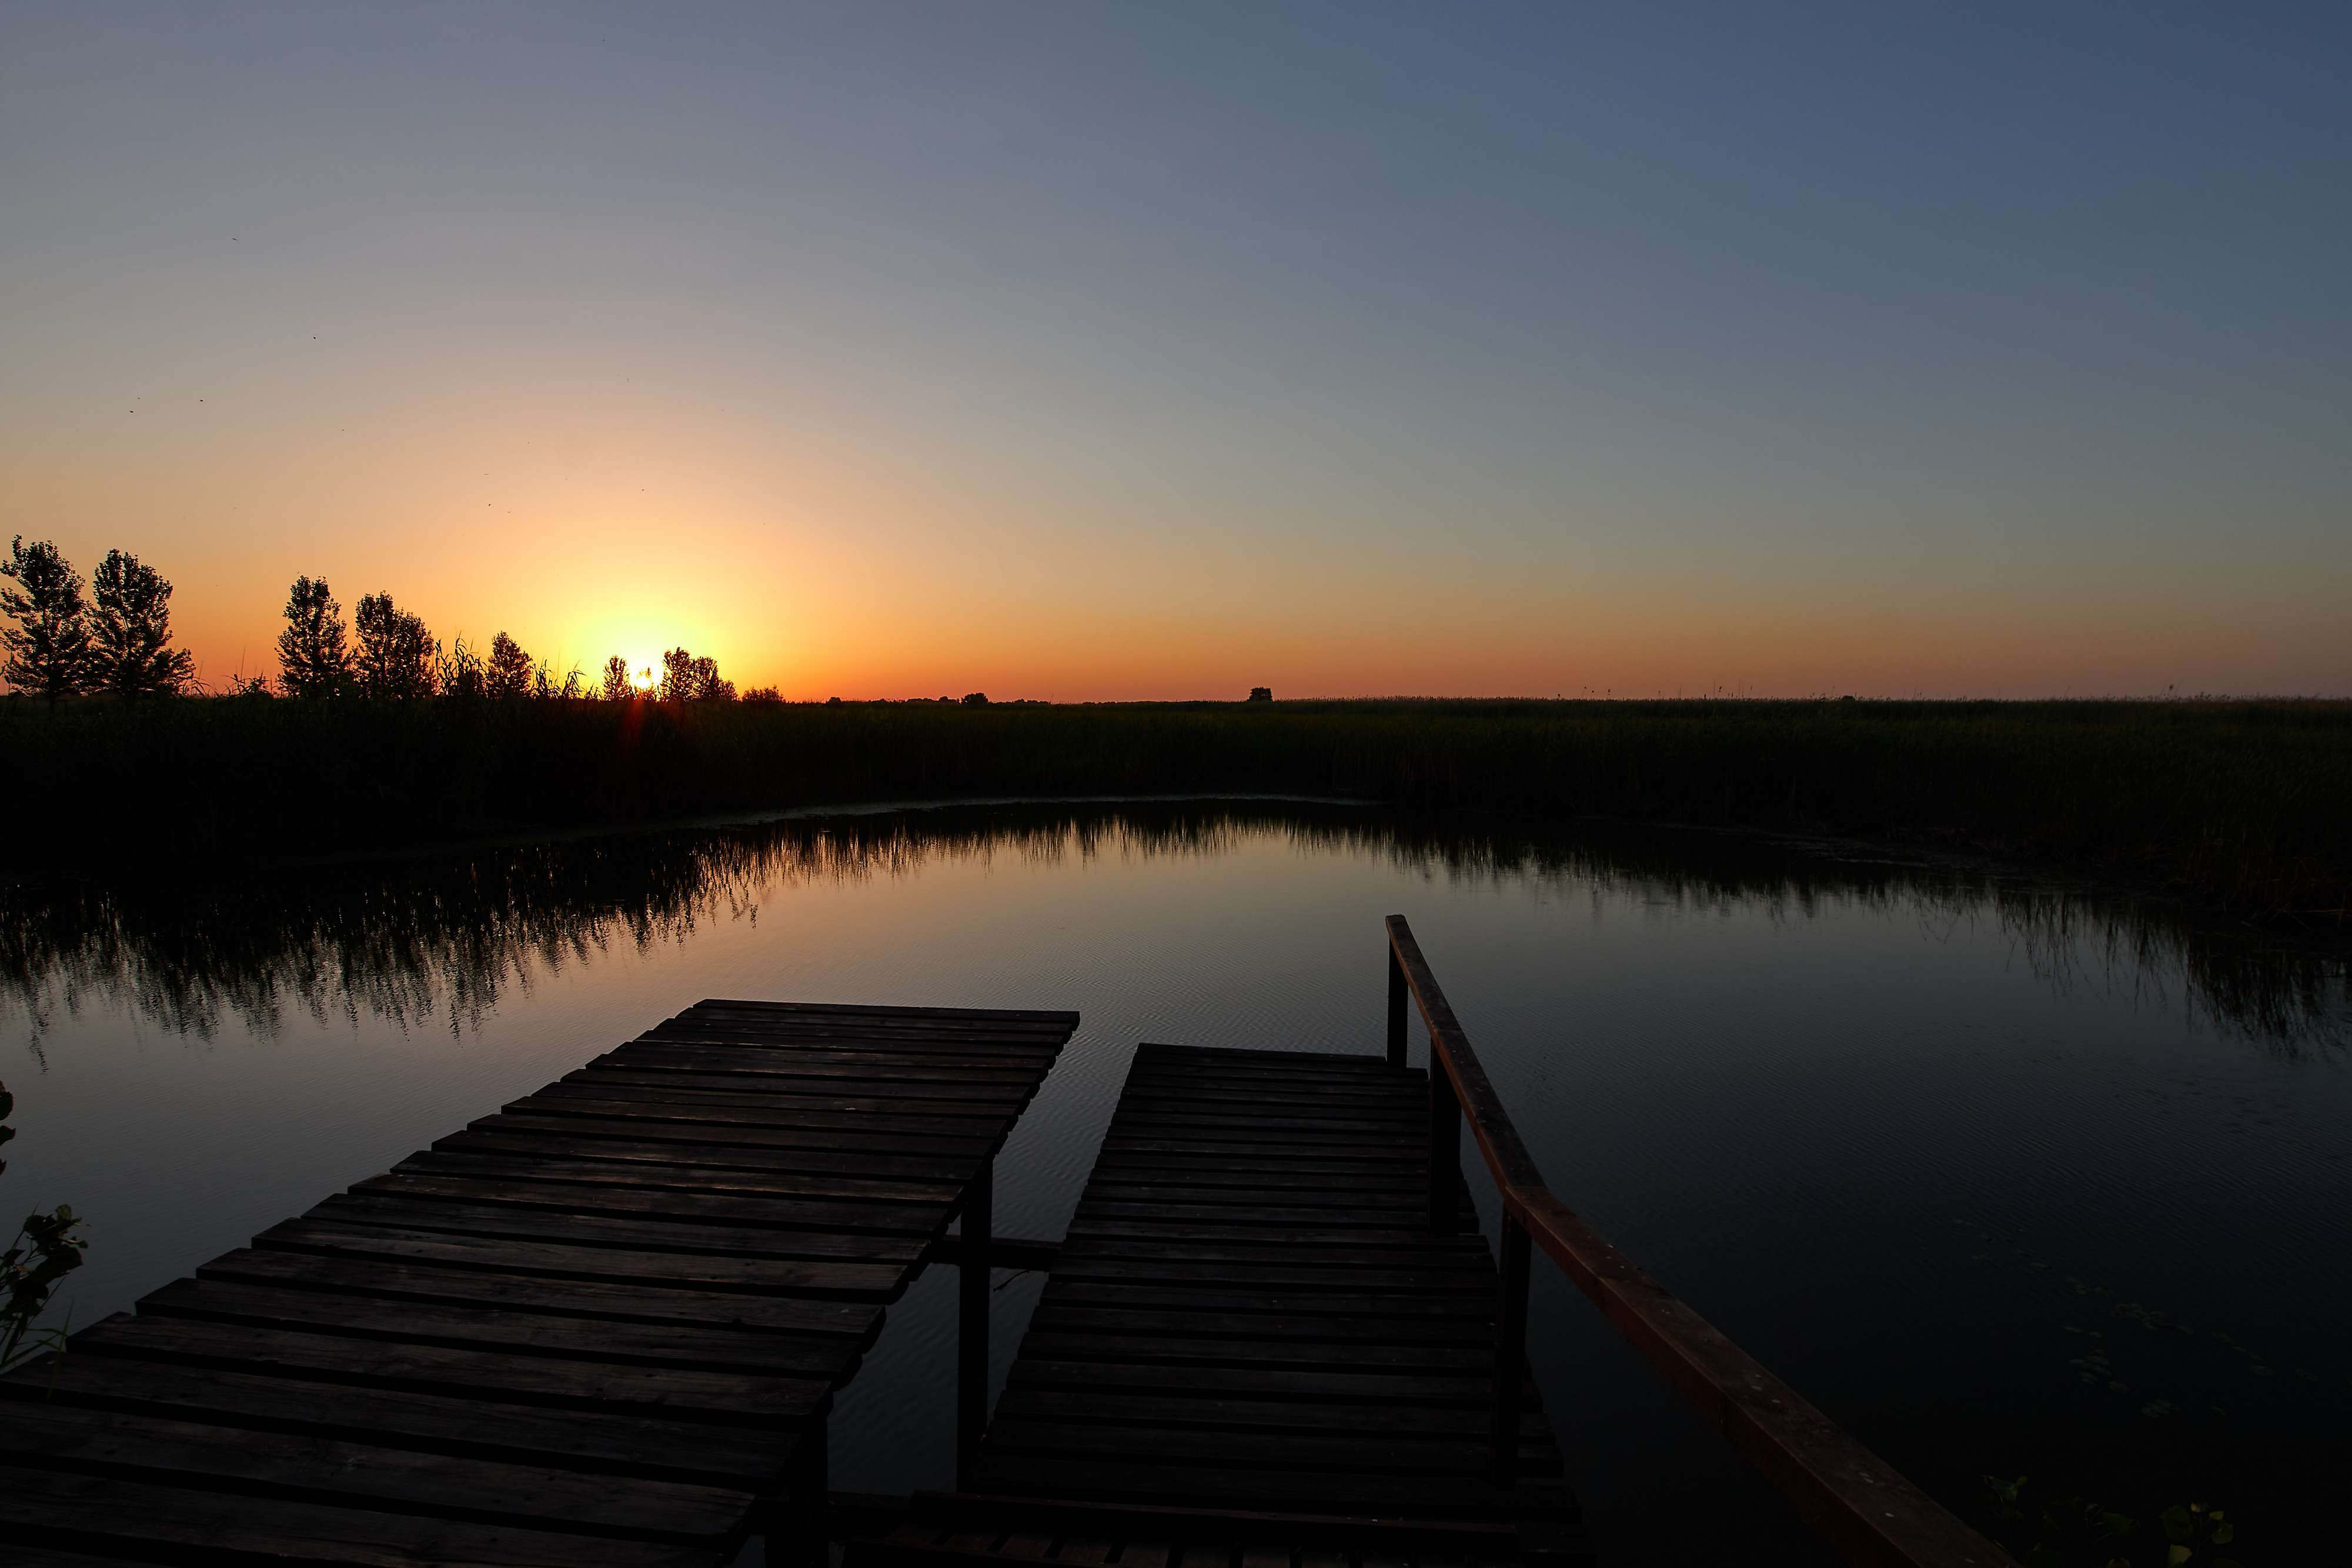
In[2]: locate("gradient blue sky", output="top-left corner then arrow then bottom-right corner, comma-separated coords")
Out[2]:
3,3 -> 2345,696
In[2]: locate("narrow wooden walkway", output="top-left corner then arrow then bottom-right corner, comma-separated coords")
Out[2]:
871,1042 -> 1583,1568
1,998 -> 1075,1568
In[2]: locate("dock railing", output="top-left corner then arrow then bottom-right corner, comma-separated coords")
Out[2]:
1384,915 -> 2017,1568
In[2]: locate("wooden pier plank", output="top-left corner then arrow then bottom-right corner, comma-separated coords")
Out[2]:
954,1042 -> 1579,1561
254,1215 -> 912,1297
0,1353 -> 791,1484
0,1462 -> 711,1567
194,1250 -> 882,1340
466,1112 -> 988,1164
2,998 -> 1074,1567
302,1193 -> 932,1266
0,1401 -> 756,1540
394,1147 -> 962,1204
134,1278 -> 858,1376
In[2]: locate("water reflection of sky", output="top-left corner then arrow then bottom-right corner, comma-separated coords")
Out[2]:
4,804 -> 2347,1564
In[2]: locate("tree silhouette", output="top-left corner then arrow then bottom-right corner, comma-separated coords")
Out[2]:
600,655 -> 633,701
0,537 -> 96,706
689,656 -> 734,701
660,646 -> 695,702
88,550 -> 196,698
353,592 -> 436,698
276,576 -> 351,697
485,631 -> 532,699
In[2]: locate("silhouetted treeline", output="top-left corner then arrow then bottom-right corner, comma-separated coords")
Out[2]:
0,549 -> 756,707
1,696 -> 2347,918
266,574 -> 735,703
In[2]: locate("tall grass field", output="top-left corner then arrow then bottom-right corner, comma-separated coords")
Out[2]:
2,696 -> 2346,918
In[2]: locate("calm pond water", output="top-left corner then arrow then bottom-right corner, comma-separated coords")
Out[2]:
5,803 -> 2348,1563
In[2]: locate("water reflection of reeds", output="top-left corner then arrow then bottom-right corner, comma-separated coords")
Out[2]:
2,805 -> 2344,1055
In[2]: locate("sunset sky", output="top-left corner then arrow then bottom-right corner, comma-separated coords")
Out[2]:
3,4 -> 2345,699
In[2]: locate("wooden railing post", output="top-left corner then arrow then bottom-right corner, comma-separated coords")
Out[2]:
1491,1209 -> 1531,1487
955,1153 -> 993,1488
1428,1052 -> 1461,1235
1385,946 -> 1409,1069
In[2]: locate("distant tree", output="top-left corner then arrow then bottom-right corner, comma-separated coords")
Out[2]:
687,656 -> 733,701
743,686 -> 783,704
961,691 -> 989,707
86,550 -> 196,698
352,593 -> 436,697
276,576 -> 351,697
485,631 -> 532,699
438,634 -> 486,700
660,647 -> 696,703
600,656 -> 633,701
1246,686 -> 1272,704
0,537 -> 96,706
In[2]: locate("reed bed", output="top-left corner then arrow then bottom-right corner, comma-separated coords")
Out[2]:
2,696 -> 2345,917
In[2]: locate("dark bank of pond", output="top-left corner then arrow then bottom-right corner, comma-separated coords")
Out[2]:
3,802 -> 2347,1565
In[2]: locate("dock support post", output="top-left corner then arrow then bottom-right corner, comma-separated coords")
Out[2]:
956,1152 -> 994,1489
1386,945 -> 1409,1068
766,1401 -> 830,1568
1491,1212 -> 1531,1487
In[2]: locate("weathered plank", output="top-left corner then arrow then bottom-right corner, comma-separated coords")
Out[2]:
0,1462 -> 711,1567
593,1051 -> 1046,1085
257,1216 -> 911,1298
435,1125 -> 971,1181
348,1170 -> 947,1235
981,1420 -> 1562,1477
72,1312 -> 832,1423
307,1192 -> 930,1263
0,1402 -> 755,1540
522,1088 -> 1013,1129
0,1352 -> 789,1483
396,1147 -> 959,1204
1027,1304 -> 1492,1345
138,1278 -> 852,1376
469,1112 -> 985,1162
991,1388 -> 1549,1441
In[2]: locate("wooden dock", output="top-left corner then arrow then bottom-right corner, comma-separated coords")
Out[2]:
977,1042 -> 1577,1522
855,920 -> 2023,1568
860,1042 -> 1583,1568
4,920 -> 2027,1568
0,998 -> 1075,1568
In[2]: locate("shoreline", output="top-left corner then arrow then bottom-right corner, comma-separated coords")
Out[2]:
4,697 -> 2346,920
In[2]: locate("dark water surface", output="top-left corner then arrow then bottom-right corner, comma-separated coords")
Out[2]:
5,804 -> 2348,1563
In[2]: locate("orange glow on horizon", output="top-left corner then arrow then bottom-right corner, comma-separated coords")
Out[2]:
2,382 -> 2346,702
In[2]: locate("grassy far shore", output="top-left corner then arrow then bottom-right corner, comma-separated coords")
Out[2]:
2,694 -> 2347,920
